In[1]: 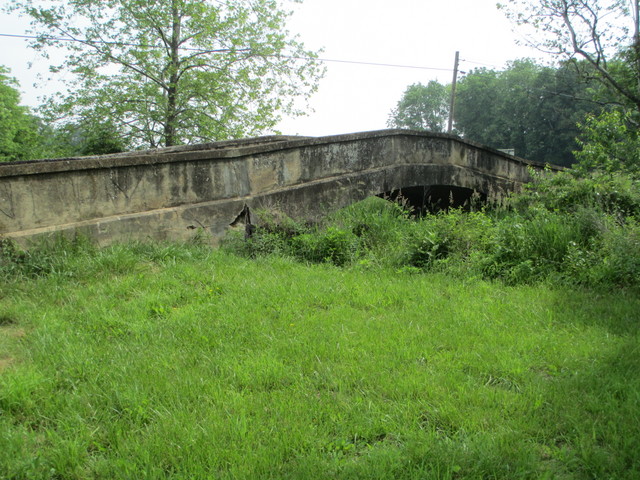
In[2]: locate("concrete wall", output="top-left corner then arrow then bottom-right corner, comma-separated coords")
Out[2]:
0,130 -> 547,246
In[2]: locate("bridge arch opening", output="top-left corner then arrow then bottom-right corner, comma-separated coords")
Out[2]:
377,185 -> 487,215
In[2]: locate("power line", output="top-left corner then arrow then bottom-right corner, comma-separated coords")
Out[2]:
1,32 -> 581,92
461,58 -> 504,69
0,33 -> 238,54
0,32 -> 453,72
292,55 -> 451,71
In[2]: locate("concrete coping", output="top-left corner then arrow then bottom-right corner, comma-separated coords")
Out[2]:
0,129 -> 555,178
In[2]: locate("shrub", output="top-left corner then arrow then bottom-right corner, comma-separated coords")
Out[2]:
480,211 -> 586,283
510,169 -> 640,218
0,234 -> 95,278
563,219 -> 640,288
594,220 -> 640,287
329,196 -> 411,251
221,184 -> 640,290
573,110 -> 640,178
220,209 -> 311,259
405,210 -> 495,271
290,227 -> 360,266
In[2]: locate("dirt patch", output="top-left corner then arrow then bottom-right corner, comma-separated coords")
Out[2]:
0,326 -> 26,338
0,356 -> 14,373
0,325 -> 26,373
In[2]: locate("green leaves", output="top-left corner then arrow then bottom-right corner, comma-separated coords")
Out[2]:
454,60 -> 600,166
499,0 -> 640,113
9,0 -> 324,148
0,66 -> 46,162
387,81 -> 450,132
389,60 -> 603,166
574,110 -> 640,178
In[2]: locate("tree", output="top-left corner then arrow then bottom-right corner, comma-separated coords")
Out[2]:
0,66 -> 46,162
574,110 -> 640,177
72,120 -> 128,156
387,81 -> 450,132
388,60 -> 602,166
498,0 -> 640,114
43,120 -> 129,158
455,59 -> 601,165
9,0 -> 324,148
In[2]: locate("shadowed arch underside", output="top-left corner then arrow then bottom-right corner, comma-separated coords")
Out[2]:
380,186 -> 487,215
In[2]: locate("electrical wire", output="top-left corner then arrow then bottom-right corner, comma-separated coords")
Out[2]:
2,33 -> 535,73
0,32 -> 454,72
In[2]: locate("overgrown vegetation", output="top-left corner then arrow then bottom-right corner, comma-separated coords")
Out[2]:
222,169 -> 640,290
1,0 -> 637,474
2,91 -> 639,478
1,235 -> 639,479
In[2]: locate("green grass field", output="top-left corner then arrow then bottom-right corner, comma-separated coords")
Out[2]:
1,243 -> 639,479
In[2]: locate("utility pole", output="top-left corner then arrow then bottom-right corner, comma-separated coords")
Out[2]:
447,51 -> 460,134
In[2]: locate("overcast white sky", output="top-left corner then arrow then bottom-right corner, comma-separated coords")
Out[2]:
0,0 -> 544,138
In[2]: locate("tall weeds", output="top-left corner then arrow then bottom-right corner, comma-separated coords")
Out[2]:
223,172 -> 640,290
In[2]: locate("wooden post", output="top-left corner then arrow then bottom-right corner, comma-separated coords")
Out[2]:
447,51 -> 460,134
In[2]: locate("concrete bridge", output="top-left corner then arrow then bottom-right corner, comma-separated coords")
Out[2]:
0,130 -> 550,246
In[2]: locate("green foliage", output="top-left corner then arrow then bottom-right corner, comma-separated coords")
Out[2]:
0,66 -> 46,162
9,0 -> 324,148
224,176 -> 640,289
454,59 -> 601,166
405,210 -> 495,270
0,66 -> 127,161
387,81 -> 450,132
328,196 -> 410,262
35,119 -> 130,159
61,120 -> 128,156
564,219 -> 640,287
290,227 -> 360,266
498,0 -> 640,114
0,235 -> 211,280
482,211 -> 588,284
388,60 -> 603,166
484,171 -> 640,286
0,235 -> 95,278
511,169 -> 640,218
574,110 -> 640,178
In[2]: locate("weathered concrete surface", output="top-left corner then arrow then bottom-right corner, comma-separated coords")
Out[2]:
0,130 -> 551,246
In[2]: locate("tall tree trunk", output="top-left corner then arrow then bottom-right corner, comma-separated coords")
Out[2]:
633,0 -> 640,111
164,1 -> 181,147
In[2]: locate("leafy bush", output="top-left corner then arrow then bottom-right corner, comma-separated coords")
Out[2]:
562,219 -> 640,288
220,209 -> 309,259
219,178 -> 640,290
0,234 -> 95,278
405,210 -> 495,270
481,211 -> 586,283
223,197 -> 410,266
593,220 -> 640,287
574,110 -> 640,178
510,169 -> 640,218
290,227 -> 360,266
330,196 -> 410,251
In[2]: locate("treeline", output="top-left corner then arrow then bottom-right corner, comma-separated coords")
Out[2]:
388,59 -> 624,167
0,67 -> 126,162
390,1 -> 640,168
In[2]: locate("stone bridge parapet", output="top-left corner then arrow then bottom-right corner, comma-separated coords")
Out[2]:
0,130 -> 552,246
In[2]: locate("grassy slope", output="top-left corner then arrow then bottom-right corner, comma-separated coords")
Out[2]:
1,245 -> 639,479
